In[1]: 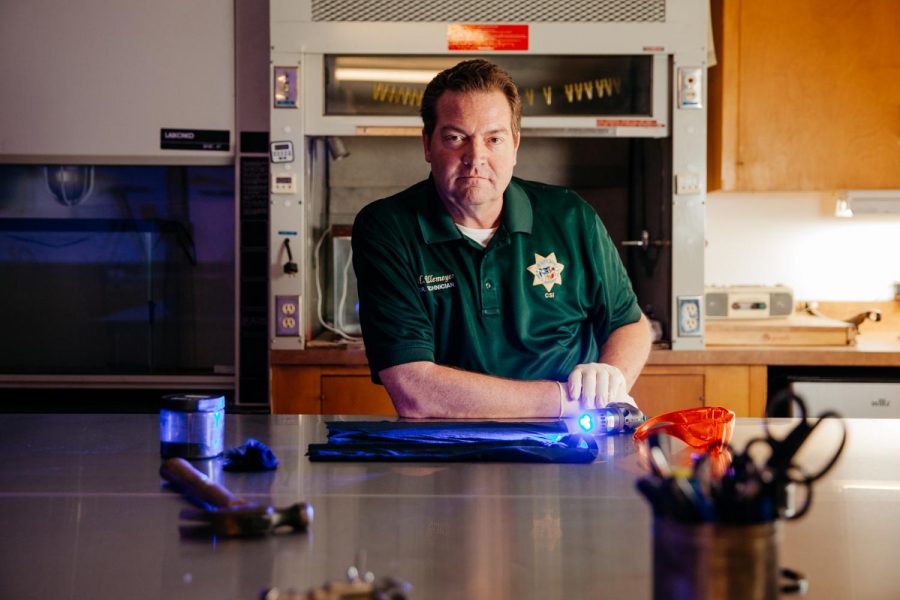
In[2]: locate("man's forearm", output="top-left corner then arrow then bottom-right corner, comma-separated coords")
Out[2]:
380,362 -> 561,419
379,314 -> 651,418
597,313 -> 653,390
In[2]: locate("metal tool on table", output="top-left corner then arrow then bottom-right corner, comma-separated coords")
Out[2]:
262,572 -> 411,600
159,457 -> 313,537
262,552 -> 412,600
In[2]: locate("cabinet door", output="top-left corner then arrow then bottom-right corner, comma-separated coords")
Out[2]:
271,366 -> 396,415
631,365 -> 767,417
631,367 -> 706,416
321,375 -> 396,416
709,0 -> 900,191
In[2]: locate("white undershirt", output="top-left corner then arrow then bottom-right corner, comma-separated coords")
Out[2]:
456,224 -> 498,248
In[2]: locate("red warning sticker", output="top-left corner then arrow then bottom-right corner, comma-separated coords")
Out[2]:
448,24 -> 529,51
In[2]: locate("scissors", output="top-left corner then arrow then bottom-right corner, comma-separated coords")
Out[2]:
737,391 -> 847,520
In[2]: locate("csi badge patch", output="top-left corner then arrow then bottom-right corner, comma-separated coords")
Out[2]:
527,252 -> 565,298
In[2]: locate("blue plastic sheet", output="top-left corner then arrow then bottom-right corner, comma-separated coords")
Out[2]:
307,420 -> 600,463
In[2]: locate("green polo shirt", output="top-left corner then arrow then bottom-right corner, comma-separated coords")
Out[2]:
352,176 -> 642,384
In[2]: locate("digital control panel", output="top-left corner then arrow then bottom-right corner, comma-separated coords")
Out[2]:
271,172 -> 296,194
270,141 -> 294,163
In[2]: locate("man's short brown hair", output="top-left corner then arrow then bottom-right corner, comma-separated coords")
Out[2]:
421,59 -> 522,140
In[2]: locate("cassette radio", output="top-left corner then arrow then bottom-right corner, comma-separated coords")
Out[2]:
705,285 -> 794,320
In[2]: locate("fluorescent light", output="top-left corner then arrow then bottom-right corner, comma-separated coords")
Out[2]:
334,67 -> 438,84
835,189 -> 900,217
835,196 -> 854,218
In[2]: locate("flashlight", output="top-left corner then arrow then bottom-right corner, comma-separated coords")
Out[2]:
577,402 -> 646,434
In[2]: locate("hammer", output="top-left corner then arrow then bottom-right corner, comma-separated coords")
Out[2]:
160,457 -> 313,537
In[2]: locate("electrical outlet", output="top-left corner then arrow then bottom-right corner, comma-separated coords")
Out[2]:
275,295 -> 300,336
677,67 -> 703,109
677,296 -> 702,337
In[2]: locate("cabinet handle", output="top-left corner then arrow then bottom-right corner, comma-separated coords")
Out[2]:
620,230 -> 671,249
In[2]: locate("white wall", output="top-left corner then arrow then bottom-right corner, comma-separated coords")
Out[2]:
705,192 -> 900,301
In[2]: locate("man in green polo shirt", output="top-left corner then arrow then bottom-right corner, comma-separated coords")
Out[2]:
352,59 -> 652,419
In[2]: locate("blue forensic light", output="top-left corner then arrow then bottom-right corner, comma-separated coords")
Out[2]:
578,413 -> 594,432
573,404 -> 647,436
576,410 -> 615,434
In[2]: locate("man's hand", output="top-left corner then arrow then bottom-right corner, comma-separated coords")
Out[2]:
562,363 -> 634,416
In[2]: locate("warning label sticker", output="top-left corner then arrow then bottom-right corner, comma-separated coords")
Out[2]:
448,24 -> 529,51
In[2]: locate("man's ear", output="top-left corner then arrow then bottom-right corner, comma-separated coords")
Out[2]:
422,129 -> 432,163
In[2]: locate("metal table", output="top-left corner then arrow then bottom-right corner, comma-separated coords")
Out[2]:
0,414 -> 898,599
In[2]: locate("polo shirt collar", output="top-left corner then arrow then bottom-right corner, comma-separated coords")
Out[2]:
417,176 -> 533,244
502,177 -> 533,234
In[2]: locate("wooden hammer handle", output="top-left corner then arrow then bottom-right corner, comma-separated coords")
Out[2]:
160,457 -> 249,509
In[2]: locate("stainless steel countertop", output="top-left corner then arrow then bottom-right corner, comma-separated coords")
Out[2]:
1,414 -> 898,599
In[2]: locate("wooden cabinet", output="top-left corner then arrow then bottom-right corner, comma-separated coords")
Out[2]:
708,0 -> 900,191
631,367 -> 705,416
320,374 -> 395,415
633,365 -> 766,418
271,363 -> 767,417
272,365 -> 396,415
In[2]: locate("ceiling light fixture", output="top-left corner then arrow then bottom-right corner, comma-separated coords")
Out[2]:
835,190 -> 900,218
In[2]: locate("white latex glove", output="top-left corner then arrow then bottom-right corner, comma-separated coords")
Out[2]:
566,363 -> 633,412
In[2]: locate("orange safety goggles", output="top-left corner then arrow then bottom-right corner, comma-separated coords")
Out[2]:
632,406 -> 735,453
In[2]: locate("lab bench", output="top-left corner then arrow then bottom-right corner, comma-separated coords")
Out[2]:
0,413 -> 897,599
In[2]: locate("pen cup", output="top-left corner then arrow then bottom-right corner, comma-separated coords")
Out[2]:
653,517 -> 780,600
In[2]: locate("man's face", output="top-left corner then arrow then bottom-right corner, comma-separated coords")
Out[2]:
423,90 -> 519,225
